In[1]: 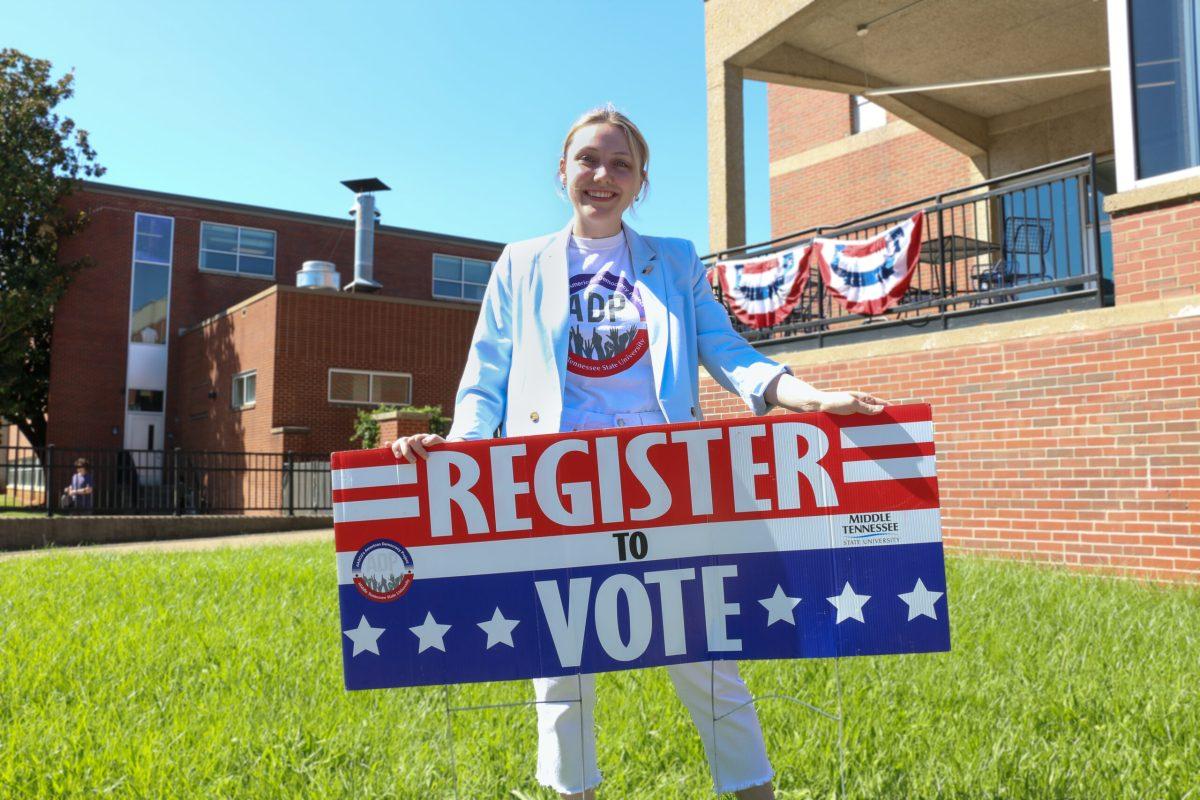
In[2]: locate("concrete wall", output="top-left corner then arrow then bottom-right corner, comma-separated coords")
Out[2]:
987,89 -> 1114,177
0,514 -> 330,552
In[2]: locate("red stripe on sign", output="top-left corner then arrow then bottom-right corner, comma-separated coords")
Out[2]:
840,442 -> 936,461
331,405 -> 941,553
333,484 -> 422,503
836,403 -> 930,427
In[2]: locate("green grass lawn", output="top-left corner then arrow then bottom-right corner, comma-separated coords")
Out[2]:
0,543 -> 1196,799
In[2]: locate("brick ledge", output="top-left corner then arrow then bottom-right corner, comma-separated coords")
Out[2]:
1103,174 -> 1200,214
373,409 -> 433,422
718,293 -> 1200,372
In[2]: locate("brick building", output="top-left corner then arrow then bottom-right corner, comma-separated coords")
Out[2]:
43,182 -> 502,466
703,0 -> 1200,581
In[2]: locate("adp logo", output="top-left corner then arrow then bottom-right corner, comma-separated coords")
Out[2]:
351,539 -> 414,602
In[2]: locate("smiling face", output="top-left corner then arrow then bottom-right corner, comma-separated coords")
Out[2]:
559,122 -> 644,238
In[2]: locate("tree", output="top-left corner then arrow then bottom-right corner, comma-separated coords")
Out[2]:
0,49 -> 104,449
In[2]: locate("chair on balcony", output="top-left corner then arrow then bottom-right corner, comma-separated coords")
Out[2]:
972,216 -> 1053,304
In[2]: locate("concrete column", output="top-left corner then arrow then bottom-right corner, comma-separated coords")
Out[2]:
707,62 -> 746,255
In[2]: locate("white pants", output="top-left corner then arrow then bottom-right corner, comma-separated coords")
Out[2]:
534,408 -> 774,795
533,662 -> 774,795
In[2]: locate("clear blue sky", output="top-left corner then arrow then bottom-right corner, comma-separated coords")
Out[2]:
7,0 -> 771,254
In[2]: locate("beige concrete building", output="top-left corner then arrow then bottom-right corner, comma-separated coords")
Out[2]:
701,0 -> 1200,583
705,0 -> 1115,253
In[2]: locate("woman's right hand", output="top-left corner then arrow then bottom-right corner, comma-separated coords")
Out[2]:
389,433 -> 446,463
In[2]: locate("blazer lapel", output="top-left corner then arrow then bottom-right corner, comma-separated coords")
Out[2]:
625,223 -> 670,401
537,221 -> 575,394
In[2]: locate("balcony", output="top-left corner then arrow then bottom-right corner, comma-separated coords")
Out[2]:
703,155 -> 1114,350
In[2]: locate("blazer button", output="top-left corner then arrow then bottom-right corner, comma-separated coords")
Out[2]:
690,406 -> 697,418
530,411 -> 540,422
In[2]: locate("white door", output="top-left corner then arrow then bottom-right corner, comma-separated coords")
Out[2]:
124,412 -> 164,486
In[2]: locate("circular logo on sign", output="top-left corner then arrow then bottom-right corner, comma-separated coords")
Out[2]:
351,539 -> 415,602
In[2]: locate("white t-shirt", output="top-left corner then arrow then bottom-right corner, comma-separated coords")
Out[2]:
562,230 -> 660,414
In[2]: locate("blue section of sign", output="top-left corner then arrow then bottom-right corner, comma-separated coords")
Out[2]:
339,542 -> 950,690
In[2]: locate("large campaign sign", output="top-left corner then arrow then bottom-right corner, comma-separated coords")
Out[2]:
332,404 -> 949,691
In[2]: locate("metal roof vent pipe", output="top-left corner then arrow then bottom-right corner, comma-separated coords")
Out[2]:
296,260 -> 341,290
341,177 -> 391,293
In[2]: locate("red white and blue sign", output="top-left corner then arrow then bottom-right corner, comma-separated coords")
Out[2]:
803,211 -> 925,316
331,404 -> 950,690
711,245 -> 810,329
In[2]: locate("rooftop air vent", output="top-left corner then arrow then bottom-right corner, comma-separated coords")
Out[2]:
296,260 -> 340,290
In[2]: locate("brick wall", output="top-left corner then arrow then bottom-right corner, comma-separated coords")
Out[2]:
270,289 -> 478,456
1109,198 -> 1200,304
767,85 -> 977,237
175,290 -> 279,454
48,194 -> 137,450
700,311 -> 1200,582
178,287 -> 478,457
768,85 -> 848,162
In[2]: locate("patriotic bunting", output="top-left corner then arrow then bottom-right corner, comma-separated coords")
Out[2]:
711,245 -> 810,329
803,211 -> 925,316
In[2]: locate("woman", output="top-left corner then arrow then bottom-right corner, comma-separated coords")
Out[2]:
392,104 -> 886,800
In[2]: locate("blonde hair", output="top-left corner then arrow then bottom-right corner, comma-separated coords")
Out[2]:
560,103 -> 650,201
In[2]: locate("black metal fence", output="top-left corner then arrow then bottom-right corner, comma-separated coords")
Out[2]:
703,154 -> 1112,346
0,445 -> 332,516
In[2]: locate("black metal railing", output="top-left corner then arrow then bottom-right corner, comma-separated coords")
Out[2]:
703,154 -> 1111,346
0,445 -> 332,517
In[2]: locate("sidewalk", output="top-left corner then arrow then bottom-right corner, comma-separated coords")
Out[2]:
0,527 -> 333,561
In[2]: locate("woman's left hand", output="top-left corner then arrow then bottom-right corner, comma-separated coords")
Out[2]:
766,374 -> 888,415
816,390 -> 887,415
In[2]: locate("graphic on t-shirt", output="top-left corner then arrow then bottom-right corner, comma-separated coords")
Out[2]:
566,266 -> 649,377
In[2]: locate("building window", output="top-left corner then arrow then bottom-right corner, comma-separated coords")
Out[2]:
1129,0 -> 1200,180
232,370 -> 257,410
328,369 -> 412,406
130,214 -> 173,344
433,254 -> 493,301
128,389 -> 165,413
200,222 -> 277,278
850,95 -> 887,135
135,213 -> 173,265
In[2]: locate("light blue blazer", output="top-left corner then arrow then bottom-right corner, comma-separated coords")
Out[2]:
446,221 -> 790,440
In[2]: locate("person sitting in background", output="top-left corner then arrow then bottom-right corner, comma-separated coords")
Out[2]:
62,457 -> 94,512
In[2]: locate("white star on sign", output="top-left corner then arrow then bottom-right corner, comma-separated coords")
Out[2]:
343,615 -> 385,657
826,582 -> 871,624
758,585 -> 802,626
898,578 -> 944,621
409,611 -> 452,653
477,607 -> 520,649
